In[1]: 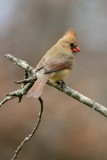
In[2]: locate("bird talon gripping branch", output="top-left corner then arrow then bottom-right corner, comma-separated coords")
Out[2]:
56,80 -> 66,91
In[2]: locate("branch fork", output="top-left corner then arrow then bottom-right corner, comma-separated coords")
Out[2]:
0,53 -> 107,160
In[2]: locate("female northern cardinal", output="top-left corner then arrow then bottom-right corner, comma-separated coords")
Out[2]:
27,29 -> 80,98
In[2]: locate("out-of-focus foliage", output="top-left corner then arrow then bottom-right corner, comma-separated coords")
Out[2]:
0,0 -> 107,160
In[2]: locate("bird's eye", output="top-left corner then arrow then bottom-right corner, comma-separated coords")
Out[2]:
70,43 -> 75,49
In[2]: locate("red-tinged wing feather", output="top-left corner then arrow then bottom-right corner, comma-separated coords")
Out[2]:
36,58 -> 73,74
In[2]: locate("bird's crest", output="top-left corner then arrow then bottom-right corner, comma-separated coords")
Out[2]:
65,28 -> 76,38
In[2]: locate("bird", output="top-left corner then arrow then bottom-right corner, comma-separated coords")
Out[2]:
27,29 -> 80,98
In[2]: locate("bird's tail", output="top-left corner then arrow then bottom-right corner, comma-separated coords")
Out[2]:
27,73 -> 48,98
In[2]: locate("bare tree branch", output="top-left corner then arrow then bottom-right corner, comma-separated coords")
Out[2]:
0,83 -> 33,107
0,53 -> 107,160
5,54 -> 35,74
11,97 -> 43,160
1,53 -> 107,118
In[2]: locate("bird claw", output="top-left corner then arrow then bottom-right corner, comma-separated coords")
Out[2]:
56,80 -> 66,90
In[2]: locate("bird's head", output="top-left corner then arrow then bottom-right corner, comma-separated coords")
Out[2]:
60,29 -> 80,53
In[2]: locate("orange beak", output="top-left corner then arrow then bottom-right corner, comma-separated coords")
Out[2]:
73,46 -> 80,53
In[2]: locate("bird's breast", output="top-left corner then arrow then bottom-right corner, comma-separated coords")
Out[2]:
49,69 -> 71,82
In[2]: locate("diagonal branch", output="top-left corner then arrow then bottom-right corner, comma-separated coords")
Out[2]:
1,53 -> 106,118
48,81 -> 107,117
5,54 -> 35,74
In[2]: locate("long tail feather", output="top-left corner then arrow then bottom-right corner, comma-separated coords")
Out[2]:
27,74 -> 48,98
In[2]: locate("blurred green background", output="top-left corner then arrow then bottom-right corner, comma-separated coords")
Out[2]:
0,0 -> 107,159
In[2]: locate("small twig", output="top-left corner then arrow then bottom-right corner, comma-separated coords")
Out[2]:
11,97 -> 43,160
21,70 -> 29,88
0,95 -> 15,107
14,75 -> 36,84
0,83 -> 33,107
24,70 -> 29,79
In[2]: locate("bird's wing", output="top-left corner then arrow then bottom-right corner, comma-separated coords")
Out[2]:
36,56 -> 73,74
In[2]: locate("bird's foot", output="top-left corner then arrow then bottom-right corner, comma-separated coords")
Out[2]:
56,80 -> 66,90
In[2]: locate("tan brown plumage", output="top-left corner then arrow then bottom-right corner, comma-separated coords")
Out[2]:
27,29 -> 80,98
